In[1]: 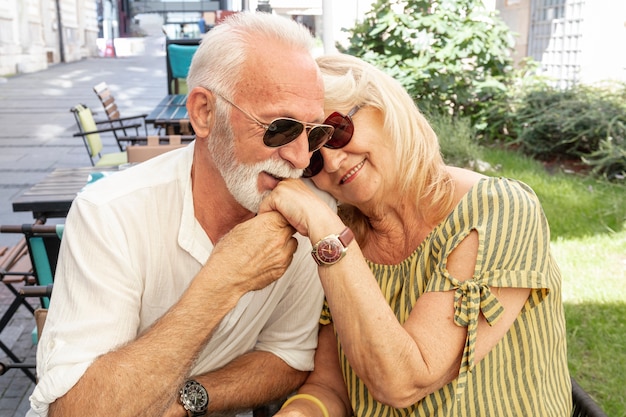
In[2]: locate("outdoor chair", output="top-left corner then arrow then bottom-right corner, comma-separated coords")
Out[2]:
71,104 -> 129,167
0,284 -> 52,381
126,135 -> 190,163
165,118 -> 193,136
93,82 -> 151,150
571,377 -> 609,417
0,237 -> 36,381
0,223 -> 63,317
166,39 -> 200,94
0,223 -> 63,382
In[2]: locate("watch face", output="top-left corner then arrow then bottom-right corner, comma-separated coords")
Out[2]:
316,238 -> 344,264
181,381 -> 208,413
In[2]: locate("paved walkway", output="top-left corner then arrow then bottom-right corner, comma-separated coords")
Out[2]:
0,34 -> 169,417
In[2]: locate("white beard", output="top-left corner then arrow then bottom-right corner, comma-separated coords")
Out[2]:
221,158 -> 302,213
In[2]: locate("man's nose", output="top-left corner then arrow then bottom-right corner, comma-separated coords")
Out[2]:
278,131 -> 312,170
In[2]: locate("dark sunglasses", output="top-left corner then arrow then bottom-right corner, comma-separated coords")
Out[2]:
302,105 -> 360,178
213,91 -> 335,152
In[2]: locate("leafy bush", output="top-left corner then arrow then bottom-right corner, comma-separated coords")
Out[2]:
340,0 -> 516,118
583,119 -> 626,180
472,58 -> 551,142
510,84 -> 626,180
429,113 -> 483,168
339,0 -> 625,181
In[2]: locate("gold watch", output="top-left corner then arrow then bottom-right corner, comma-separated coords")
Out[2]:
311,227 -> 354,265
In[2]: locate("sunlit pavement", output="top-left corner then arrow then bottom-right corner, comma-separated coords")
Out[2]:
0,34 -> 167,417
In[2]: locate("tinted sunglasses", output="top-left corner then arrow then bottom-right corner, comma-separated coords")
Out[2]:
303,105 -> 360,178
213,91 -> 335,152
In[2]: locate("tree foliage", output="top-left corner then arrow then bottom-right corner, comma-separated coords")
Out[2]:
340,0 -> 516,117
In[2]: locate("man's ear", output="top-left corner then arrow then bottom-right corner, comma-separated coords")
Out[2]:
187,87 -> 214,138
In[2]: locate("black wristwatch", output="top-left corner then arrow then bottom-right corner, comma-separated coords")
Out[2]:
179,379 -> 209,417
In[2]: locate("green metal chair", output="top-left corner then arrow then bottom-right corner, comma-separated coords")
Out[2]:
166,42 -> 199,94
71,104 -> 129,167
0,223 -> 64,382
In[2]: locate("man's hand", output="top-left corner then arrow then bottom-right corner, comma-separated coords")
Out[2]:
202,211 -> 298,293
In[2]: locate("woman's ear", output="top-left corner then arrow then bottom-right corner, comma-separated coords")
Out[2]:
187,87 -> 214,138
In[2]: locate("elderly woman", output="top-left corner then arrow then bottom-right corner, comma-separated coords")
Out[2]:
261,53 -> 572,417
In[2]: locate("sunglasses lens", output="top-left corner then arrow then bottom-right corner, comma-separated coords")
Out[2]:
307,126 -> 335,152
263,119 -> 303,147
264,119 -> 334,152
302,110 -> 356,178
324,112 -> 354,149
303,151 -> 324,178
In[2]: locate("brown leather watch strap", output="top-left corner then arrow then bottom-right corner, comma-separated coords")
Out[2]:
338,227 -> 354,247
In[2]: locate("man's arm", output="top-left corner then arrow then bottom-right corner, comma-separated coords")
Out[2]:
48,211 -> 299,417
48,266 -> 244,417
164,351 -> 307,417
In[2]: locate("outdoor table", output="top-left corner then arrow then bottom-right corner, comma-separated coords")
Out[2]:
12,166 -> 118,220
145,94 -> 193,134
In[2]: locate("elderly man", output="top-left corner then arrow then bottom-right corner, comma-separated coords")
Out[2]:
28,12 -> 335,417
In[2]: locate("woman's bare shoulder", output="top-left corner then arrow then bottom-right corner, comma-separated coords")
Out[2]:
446,166 -> 487,201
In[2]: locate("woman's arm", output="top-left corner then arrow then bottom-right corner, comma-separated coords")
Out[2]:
317,230 -> 530,407
261,180 -> 531,408
276,325 -> 352,417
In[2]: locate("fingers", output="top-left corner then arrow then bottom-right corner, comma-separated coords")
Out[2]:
204,211 -> 299,293
259,180 -> 319,237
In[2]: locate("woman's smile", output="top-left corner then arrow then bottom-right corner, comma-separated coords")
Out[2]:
340,159 -> 366,185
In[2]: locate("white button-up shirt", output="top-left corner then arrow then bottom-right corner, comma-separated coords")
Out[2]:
28,143 -> 333,416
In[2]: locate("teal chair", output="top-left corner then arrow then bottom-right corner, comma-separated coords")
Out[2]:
22,224 -> 64,310
166,43 -> 199,94
0,223 -> 63,381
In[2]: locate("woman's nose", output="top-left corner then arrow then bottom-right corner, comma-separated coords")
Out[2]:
319,147 -> 345,173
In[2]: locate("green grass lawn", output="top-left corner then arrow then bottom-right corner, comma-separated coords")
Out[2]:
481,147 -> 626,416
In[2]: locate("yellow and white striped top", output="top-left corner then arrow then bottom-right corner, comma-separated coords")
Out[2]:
321,177 -> 572,417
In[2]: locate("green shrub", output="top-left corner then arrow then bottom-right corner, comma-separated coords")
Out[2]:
339,0 -> 625,182
583,119 -> 626,180
510,84 -> 626,180
472,59 -> 551,143
341,0 -> 516,119
429,112 -> 483,168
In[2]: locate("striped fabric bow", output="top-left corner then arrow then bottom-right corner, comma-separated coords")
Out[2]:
452,279 -> 504,400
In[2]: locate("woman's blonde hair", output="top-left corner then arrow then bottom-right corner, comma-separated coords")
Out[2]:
316,54 -> 455,236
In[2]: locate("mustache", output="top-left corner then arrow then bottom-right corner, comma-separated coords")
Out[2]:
260,159 -> 303,180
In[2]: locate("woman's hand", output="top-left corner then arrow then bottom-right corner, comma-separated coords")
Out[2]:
273,325 -> 352,417
259,179 -> 342,242
274,405 -> 322,417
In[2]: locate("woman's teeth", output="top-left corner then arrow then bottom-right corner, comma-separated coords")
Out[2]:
341,160 -> 365,184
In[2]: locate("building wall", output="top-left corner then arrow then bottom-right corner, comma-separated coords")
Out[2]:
0,0 -> 99,77
494,0 -> 626,86
495,0 -> 531,65
578,0 -> 626,84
